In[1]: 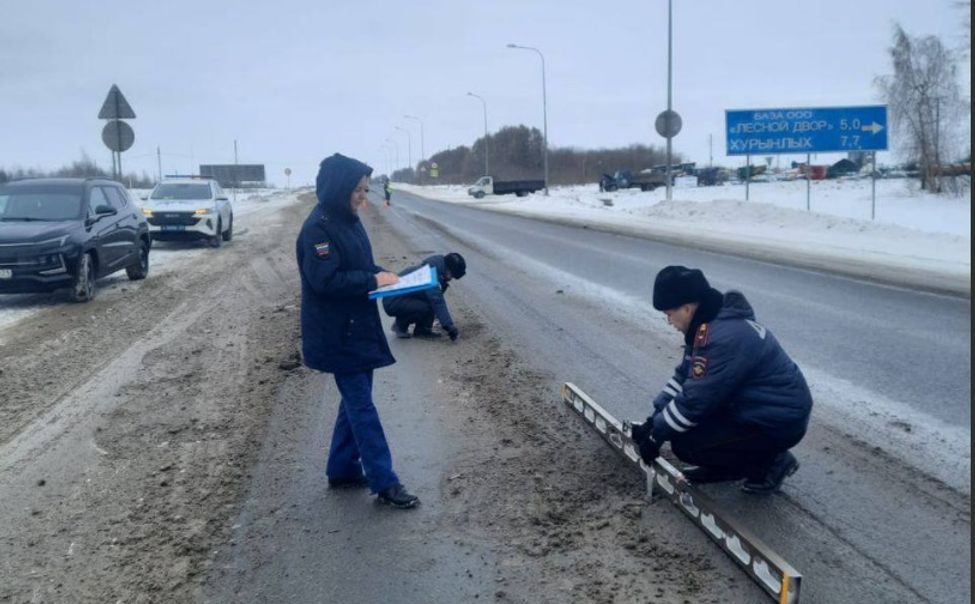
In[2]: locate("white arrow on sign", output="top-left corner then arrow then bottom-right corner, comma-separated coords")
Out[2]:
861,121 -> 884,135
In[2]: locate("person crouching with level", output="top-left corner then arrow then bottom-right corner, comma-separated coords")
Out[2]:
382,253 -> 466,341
630,266 -> 813,494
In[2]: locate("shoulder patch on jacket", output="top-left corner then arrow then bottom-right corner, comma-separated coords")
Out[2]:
313,241 -> 331,257
690,356 -> 709,379
694,323 -> 710,348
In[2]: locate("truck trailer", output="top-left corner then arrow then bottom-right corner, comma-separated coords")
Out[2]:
468,176 -> 545,199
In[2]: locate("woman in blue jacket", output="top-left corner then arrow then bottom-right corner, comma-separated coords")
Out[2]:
296,153 -> 418,509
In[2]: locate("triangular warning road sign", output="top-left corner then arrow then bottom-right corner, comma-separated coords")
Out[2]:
98,84 -> 136,119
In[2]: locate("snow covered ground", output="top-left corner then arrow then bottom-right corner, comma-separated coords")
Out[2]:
0,188 -> 305,335
394,178 -> 971,295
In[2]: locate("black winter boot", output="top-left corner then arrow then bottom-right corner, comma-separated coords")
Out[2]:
328,475 -> 369,489
391,319 -> 411,339
681,465 -> 748,484
376,484 -> 420,509
412,327 -> 442,339
741,451 -> 799,494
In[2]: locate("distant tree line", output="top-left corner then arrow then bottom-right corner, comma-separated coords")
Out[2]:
392,125 -> 680,186
0,152 -> 155,188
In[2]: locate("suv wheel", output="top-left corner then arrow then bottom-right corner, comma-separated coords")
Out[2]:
221,214 -> 234,242
126,241 -> 150,280
70,252 -> 96,303
210,219 -> 223,248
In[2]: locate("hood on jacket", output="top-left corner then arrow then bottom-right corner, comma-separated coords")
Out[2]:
315,153 -> 373,220
717,290 -> 756,321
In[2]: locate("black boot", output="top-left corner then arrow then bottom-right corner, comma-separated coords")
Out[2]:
412,326 -> 442,339
328,474 -> 369,489
377,484 -> 420,509
742,451 -> 799,494
391,319 -> 411,339
681,465 -> 748,484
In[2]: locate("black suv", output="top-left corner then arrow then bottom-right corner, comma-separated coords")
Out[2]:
0,178 -> 151,302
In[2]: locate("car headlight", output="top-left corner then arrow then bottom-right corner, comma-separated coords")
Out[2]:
142,208 -> 153,217
194,208 -> 214,215
33,235 -> 71,248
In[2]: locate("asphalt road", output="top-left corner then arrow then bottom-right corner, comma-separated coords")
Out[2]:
382,189 -> 971,604
205,197 -> 769,603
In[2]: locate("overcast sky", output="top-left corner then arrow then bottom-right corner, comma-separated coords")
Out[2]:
1,0 -> 969,186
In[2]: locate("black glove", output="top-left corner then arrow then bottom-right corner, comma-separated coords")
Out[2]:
628,417 -> 653,442
629,418 -> 661,465
638,435 -> 661,465
446,326 -> 459,341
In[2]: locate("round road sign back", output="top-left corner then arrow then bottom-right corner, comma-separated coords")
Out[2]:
655,110 -> 682,138
284,168 -> 292,176
101,120 -> 134,152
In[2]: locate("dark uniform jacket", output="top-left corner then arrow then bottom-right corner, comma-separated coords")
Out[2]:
296,154 -> 395,374
381,255 -> 456,332
651,291 -> 812,444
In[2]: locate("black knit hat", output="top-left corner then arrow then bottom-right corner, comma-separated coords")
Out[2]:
652,265 -> 711,310
444,252 -> 466,279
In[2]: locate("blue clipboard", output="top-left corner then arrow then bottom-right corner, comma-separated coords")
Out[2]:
368,266 -> 438,300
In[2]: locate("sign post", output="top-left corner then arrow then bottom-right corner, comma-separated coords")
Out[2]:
745,154 -> 750,201
98,85 -> 136,180
656,109 -> 682,201
726,105 -> 887,215
871,151 -> 877,219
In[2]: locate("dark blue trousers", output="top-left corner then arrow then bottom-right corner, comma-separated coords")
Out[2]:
670,417 -> 804,477
327,371 -> 400,493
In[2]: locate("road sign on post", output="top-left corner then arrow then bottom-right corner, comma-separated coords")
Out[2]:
655,109 -> 682,138
98,85 -> 136,119
725,105 -> 887,155
101,120 -> 134,152
726,105 -> 887,217
98,84 -> 136,180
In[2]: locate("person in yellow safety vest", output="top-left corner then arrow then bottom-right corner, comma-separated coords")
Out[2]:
382,177 -> 392,207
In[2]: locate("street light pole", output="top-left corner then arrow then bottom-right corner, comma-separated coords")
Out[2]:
395,126 -> 413,179
507,43 -> 549,195
404,114 -> 424,183
665,0 -> 674,202
403,115 -> 424,163
467,92 -> 490,177
379,144 -> 391,176
385,138 -> 399,173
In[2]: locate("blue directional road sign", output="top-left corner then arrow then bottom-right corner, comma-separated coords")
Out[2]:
726,105 -> 887,155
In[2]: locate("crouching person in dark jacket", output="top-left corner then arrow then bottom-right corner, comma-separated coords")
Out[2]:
296,153 -> 419,509
382,252 -> 466,341
630,266 -> 813,494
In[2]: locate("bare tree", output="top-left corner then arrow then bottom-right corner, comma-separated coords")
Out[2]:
875,24 -> 968,192
955,2 -> 971,58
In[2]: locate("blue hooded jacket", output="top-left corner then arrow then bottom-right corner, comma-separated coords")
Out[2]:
296,154 -> 395,374
651,291 -> 813,443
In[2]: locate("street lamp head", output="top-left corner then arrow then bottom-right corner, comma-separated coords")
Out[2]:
506,43 -> 518,48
